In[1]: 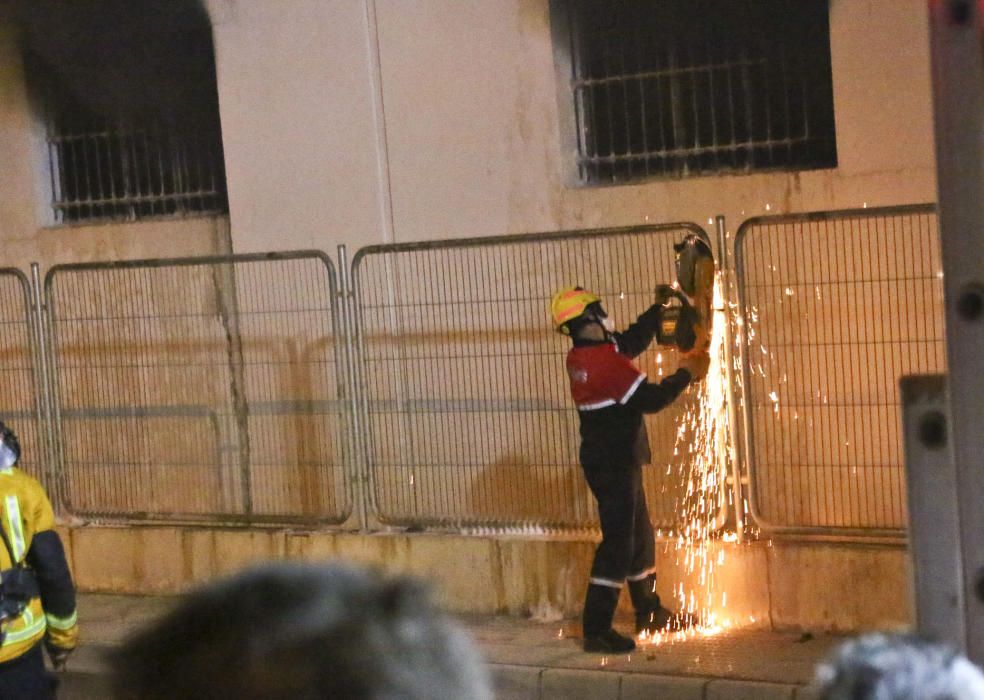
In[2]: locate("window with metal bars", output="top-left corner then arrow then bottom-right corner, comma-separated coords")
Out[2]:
553,0 -> 838,184
27,33 -> 228,223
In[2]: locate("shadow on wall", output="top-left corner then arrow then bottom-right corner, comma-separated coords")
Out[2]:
465,454 -> 593,528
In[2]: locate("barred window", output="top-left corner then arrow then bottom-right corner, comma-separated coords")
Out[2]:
39,98 -> 228,224
552,0 -> 838,184
22,5 -> 228,224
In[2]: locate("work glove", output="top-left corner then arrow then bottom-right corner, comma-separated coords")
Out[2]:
654,284 -> 675,306
679,351 -> 710,382
45,641 -> 73,671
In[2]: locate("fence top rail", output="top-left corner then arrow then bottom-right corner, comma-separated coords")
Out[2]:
350,222 -> 710,267
0,268 -> 36,316
734,202 -> 938,246
43,249 -> 335,288
0,267 -> 29,278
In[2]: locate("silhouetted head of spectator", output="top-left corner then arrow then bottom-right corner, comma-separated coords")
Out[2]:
110,562 -> 492,700
813,632 -> 984,700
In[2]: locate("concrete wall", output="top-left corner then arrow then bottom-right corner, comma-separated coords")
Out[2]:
0,0 -> 937,277
60,525 -> 912,633
208,0 -> 934,254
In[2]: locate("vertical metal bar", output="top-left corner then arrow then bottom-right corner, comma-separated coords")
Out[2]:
45,97 -> 63,224
31,264 -> 62,510
688,46 -> 700,154
173,130 -> 185,214
118,120 -> 133,219
668,43 -> 684,168
602,20 -> 616,180
734,222 -> 763,532
91,128 -> 105,213
633,18 -> 651,177
705,26 -> 720,172
66,133 -> 82,221
107,123 -> 120,215
739,44 -> 756,169
349,252 -> 381,530
155,119 -> 167,210
19,270 -> 48,492
928,0 -> 984,661
79,119 -> 94,219
778,14 -> 793,163
900,375 -> 963,648
724,36 -> 738,170
760,10 -> 774,167
617,15 -> 632,180
139,126 -> 155,217
716,216 -> 745,541
569,5 -> 591,182
337,245 -> 367,531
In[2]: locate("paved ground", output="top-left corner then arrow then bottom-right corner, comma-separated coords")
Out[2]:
59,593 -> 846,699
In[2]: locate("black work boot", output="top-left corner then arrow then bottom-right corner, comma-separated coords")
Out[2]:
581,583 -> 636,653
628,574 -> 693,635
583,628 -> 637,653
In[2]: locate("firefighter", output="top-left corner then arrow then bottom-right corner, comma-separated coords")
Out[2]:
551,287 -> 709,653
0,421 -> 78,699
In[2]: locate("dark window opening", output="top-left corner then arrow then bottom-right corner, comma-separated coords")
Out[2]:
556,0 -> 838,184
19,0 -> 228,223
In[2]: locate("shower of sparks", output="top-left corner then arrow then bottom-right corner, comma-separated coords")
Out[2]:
653,274 -> 734,640
638,269 -> 773,648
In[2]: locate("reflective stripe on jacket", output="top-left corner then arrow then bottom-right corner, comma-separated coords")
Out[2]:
0,467 -> 79,664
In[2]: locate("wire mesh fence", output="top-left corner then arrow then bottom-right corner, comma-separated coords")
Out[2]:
44,252 -> 349,525
351,225 -> 720,531
0,269 -> 48,486
734,204 -> 942,534
0,205 -> 945,536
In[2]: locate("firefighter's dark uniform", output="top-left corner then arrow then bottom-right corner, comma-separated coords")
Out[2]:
565,306 -> 692,639
0,464 -> 79,699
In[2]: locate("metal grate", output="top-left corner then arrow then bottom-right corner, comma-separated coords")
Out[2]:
44,252 -> 348,525
28,43 -> 228,224
43,113 -> 228,223
734,205 -> 943,534
558,0 -> 837,183
0,270 -> 48,488
351,225 -> 719,531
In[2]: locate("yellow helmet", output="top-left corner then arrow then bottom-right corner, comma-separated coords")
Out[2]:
550,286 -> 600,334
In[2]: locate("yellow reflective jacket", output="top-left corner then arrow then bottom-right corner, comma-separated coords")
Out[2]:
0,467 -> 79,665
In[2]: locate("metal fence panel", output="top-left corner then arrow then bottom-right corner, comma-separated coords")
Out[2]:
351,224 -> 721,531
735,205 -> 942,534
0,269 -> 48,487
44,252 -> 350,525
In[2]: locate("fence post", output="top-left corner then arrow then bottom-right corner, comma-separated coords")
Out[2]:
900,375 -> 963,649
927,0 -> 984,661
30,263 -> 62,511
336,245 -> 368,531
715,217 -> 745,541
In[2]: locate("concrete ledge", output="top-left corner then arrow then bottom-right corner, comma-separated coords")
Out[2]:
705,678 -> 796,699
542,668 -> 621,700
487,664 -> 803,700
794,685 -> 822,700
63,525 -> 911,632
620,673 -> 707,699
490,664 -> 543,700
